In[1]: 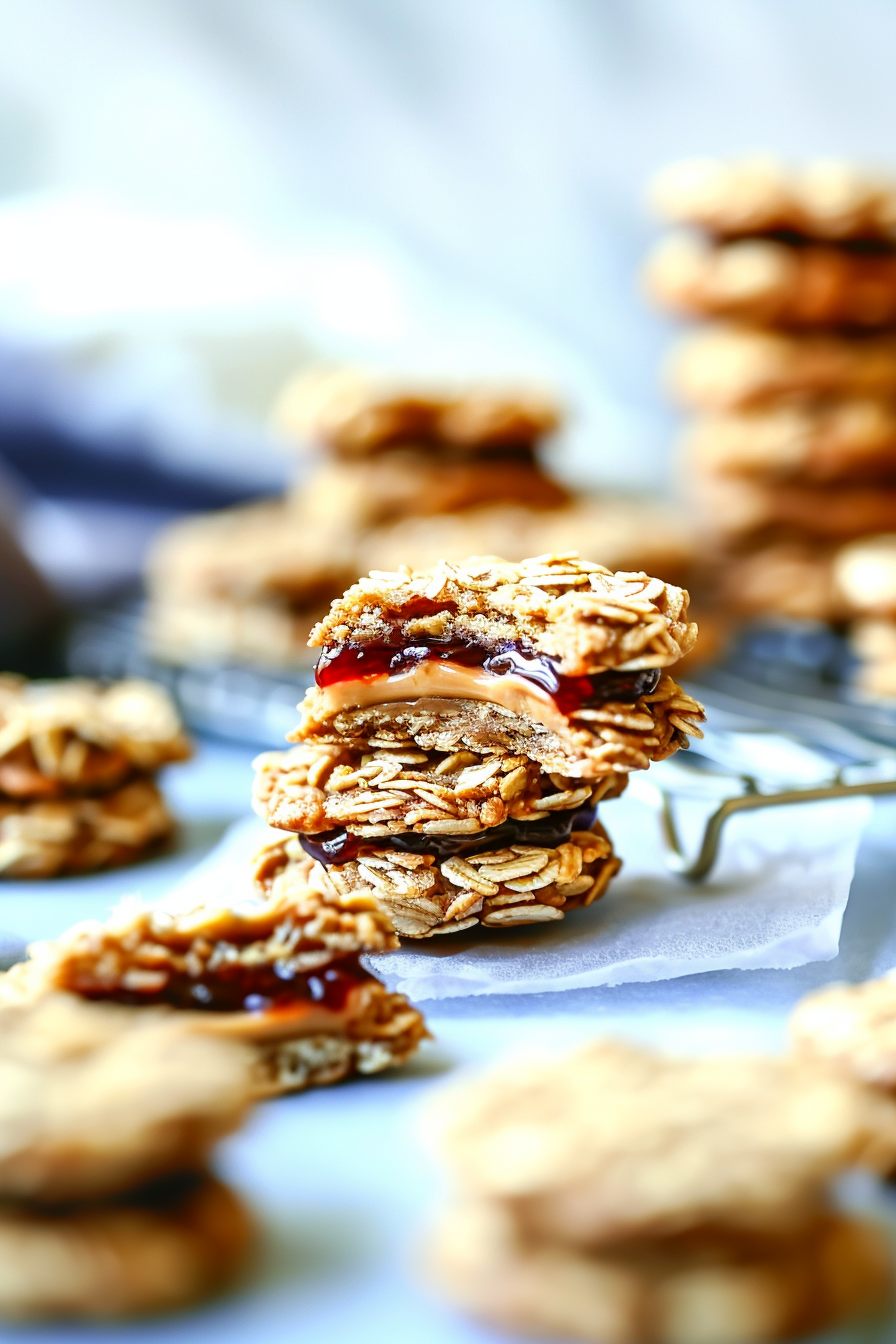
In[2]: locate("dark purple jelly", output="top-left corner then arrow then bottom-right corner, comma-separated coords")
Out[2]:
315,637 -> 660,716
300,800 -> 598,867
73,954 -> 373,1015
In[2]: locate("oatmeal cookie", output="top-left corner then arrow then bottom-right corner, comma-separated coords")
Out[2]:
719,544 -> 841,623
691,475 -> 896,544
0,1174 -> 252,1319
255,826 -> 620,938
290,453 -> 568,529
682,401 -> 896,484
145,499 -> 356,606
426,1198 -> 892,1344
646,232 -> 896,329
667,325 -> 896,410
359,499 -> 697,589
430,1039 -> 896,1245
650,157 -> 896,241
0,677 -> 190,800
791,976 -> 896,1091
273,366 -> 561,457
0,777 -> 176,878
144,591 -> 322,670
8,864 -> 427,1097
0,993 -> 253,1203
252,741 -> 625,839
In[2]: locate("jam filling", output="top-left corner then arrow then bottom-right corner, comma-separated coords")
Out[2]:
300,800 -> 598,867
315,638 -> 661,717
74,953 -> 373,1015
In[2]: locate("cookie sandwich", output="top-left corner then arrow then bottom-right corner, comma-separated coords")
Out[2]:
4,848 -> 428,1097
424,1038 -> 896,1343
0,677 -> 191,877
252,553 -> 704,937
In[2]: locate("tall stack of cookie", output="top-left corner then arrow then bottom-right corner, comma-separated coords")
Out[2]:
645,156 -> 896,627
0,993 -> 255,1319
252,552 -> 705,938
144,370 -> 701,675
424,1038 -> 896,1343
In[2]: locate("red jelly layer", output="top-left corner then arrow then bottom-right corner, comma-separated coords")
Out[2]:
74,954 -> 373,1015
315,638 -> 661,716
300,801 -> 599,867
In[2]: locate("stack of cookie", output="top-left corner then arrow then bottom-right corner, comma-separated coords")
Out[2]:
0,676 -> 191,878
0,992 -> 255,1318
144,368 -> 701,675
4,837 -> 429,1096
645,156 -> 896,625
252,552 -> 704,938
425,1038 -> 896,1343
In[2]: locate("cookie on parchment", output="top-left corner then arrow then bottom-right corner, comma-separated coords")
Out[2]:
0,1174 -> 252,1320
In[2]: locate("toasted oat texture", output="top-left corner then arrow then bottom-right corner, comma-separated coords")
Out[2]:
0,993 -> 253,1203
791,976 -> 896,1091
430,1039 -> 896,1244
720,544 -> 841,623
360,499 -> 697,589
289,454 -> 568,529
646,233 -> 896,328
834,533 -> 896,614
297,674 -> 703,784
310,553 -> 698,676
273,366 -> 561,457
144,592 -> 322,670
256,827 -> 620,938
145,499 -> 356,605
668,326 -> 896,410
426,1199 -> 892,1344
253,742 -> 624,837
0,1174 -> 252,1320
0,777 -> 176,879
650,157 -> 896,240
6,865 -> 427,1097
683,402 -> 896,484
691,475 -> 896,544
0,677 -> 190,800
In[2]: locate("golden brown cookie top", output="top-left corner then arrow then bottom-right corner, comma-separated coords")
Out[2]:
273,367 -> 561,458
10,847 -> 398,1008
0,677 -> 191,792
429,1038 -> 896,1244
791,977 -> 896,1090
0,992 -> 254,1203
651,157 -> 896,240
309,553 -> 697,677
144,499 -> 356,604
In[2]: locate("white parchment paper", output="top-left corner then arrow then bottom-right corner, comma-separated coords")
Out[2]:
163,779 -> 871,1002
365,792 -> 871,999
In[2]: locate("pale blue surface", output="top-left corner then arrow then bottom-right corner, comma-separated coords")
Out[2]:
3,737 -> 896,1343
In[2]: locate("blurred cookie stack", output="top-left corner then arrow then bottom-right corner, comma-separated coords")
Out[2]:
144,369 -> 698,676
0,677 -> 190,878
645,156 -> 896,631
0,993 -> 255,1319
425,1038 -> 895,1343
